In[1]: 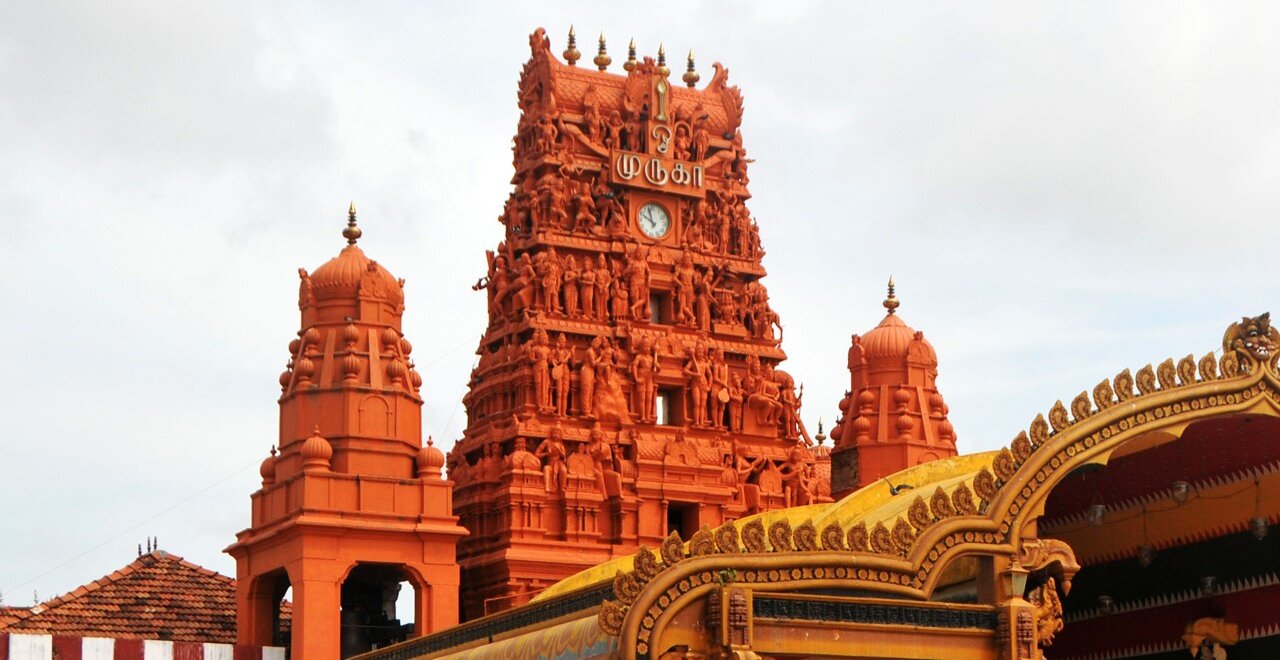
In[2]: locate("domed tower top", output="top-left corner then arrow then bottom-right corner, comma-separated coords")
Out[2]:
828,279 -> 957,497
274,205 -> 425,480
298,203 -> 406,330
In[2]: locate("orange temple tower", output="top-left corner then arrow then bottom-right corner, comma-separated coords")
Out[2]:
452,28 -> 830,618
828,280 -> 958,498
226,208 -> 466,659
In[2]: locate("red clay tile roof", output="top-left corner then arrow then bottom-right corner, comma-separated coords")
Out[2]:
0,606 -> 32,627
0,551 -> 245,642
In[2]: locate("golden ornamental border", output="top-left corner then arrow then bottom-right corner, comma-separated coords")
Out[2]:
603,319 -> 1280,658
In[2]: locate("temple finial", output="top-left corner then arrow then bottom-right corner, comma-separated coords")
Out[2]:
683,50 -> 699,88
594,33 -> 611,71
656,44 -> 669,77
343,202 -> 362,245
624,38 -> 637,72
563,26 -> 580,66
883,276 -> 899,315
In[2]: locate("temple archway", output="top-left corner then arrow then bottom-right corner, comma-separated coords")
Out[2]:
340,563 -> 420,657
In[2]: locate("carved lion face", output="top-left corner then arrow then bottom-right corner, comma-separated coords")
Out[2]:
1237,312 -> 1276,360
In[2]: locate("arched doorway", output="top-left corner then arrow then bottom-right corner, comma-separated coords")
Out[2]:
340,563 -> 420,657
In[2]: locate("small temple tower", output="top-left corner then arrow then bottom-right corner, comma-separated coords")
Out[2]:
452,28 -> 827,618
829,280 -> 958,499
227,207 -> 466,659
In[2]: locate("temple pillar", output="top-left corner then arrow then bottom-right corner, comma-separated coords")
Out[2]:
292,576 -> 342,660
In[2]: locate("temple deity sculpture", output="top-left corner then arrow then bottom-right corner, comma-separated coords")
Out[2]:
580,337 -> 601,418
525,328 -> 553,413
561,255 -> 580,317
551,333 -> 572,417
625,245 -> 652,322
534,426 -> 568,493
594,254 -> 612,319
684,342 -> 711,427
709,348 -> 730,428
578,258 -> 597,319
507,436 -> 542,472
631,337 -> 659,423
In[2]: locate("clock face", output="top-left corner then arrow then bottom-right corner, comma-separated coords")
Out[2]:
638,202 -> 671,239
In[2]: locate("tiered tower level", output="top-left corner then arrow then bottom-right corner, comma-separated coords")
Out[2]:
453,28 -> 831,618
227,209 -> 465,659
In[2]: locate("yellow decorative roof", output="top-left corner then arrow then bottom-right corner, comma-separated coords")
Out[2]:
534,450 -> 996,601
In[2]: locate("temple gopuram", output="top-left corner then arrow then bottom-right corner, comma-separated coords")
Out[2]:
93,24 -> 1279,660
450,27 -> 830,619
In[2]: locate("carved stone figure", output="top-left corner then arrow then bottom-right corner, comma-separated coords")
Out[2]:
631,337 -> 659,423
684,343 -> 711,427
580,337 -> 600,418
551,333 -> 572,416
709,348 -> 730,428
594,254 -> 612,319
611,266 -> 630,321
525,329 -> 553,413
625,246 -> 651,321
572,182 -> 597,233
1030,577 -> 1064,648
673,250 -> 697,325
561,255 -> 580,317
534,426 -> 568,493
507,436 -> 542,472
578,258 -> 597,319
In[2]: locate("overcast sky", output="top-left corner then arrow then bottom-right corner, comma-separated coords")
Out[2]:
2,1 -> 1278,607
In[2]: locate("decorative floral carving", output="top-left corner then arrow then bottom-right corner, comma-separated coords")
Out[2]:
793,520 -> 818,551
634,546 -> 661,581
598,599 -> 624,636
820,522 -> 845,550
1221,351 -> 1241,378
767,519 -> 794,551
715,521 -> 740,553
846,522 -> 869,552
892,517 -> 916,554
1092,378 -> 1115,410
1048,400 -> 1069,433
614,569 -> 640,605
930,486 -> 955,520
973,467 -> 998,505
952,482 -> 978,515
1016,538 -> 1081,592
660,530 -> 685,566
689,525 -> 716,556
1114,368 -> 1135,401
1136,364 -> 1156,395
870,521 -> 895,554
741,519 -> 767,553
1198,352 -> 1219,382
1070,391 -> 1091,423
993,448 -> 1016,482
1157,358 -> 1177,390
909,495 -> 934,533
1177,354 -> 1197,386
1029,414 -> 1050,448
1011,431 -> 1033,463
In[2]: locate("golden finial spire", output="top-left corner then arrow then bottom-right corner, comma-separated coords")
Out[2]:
883,276 -> 899,315
623,38 -> 638,72
563,26 -> 581,66
343,201 -> 362,245
594,33 -> 611,71
656,43 -> 669,77
682,50 -> 700,87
